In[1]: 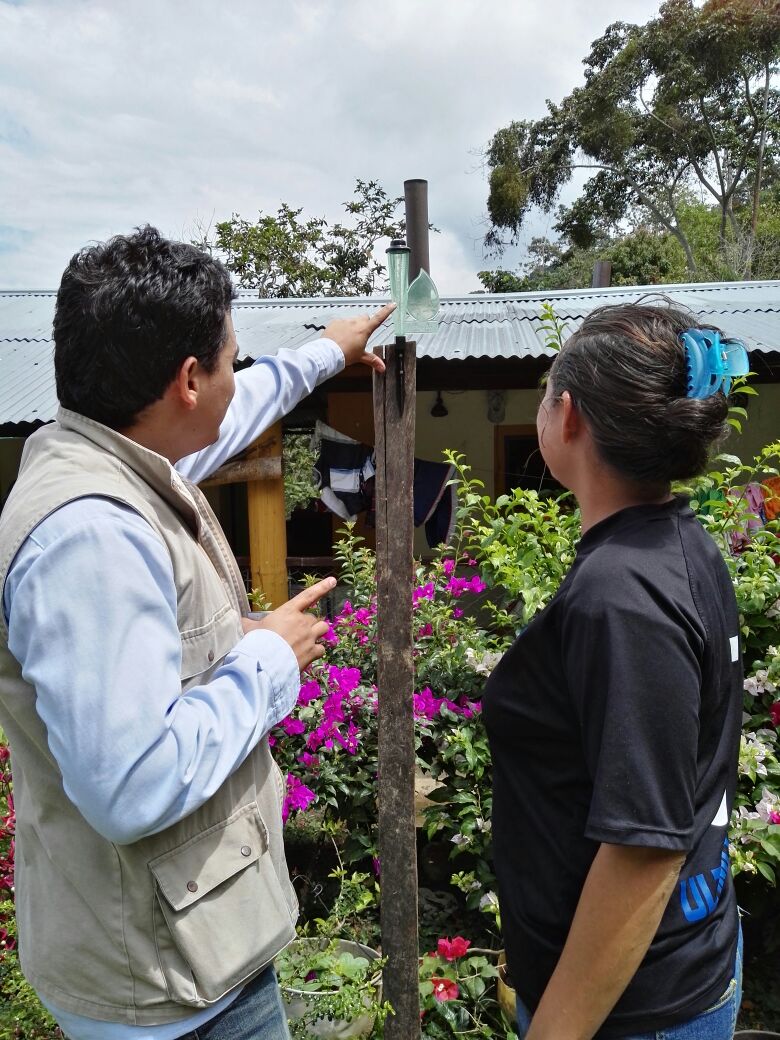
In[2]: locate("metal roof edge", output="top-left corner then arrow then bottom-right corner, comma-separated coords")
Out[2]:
5,279 -> 780,305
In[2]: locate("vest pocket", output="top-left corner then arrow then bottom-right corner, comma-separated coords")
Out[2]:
180,604 -> 240,684
149,803 -> 296,1006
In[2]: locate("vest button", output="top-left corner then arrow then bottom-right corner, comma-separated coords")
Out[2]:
207,650 -> 215,662
240,845 -> 252,857
187,881 -> 198,893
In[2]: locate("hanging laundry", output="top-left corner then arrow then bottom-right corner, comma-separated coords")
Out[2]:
312,421 -> 375,522
312,421 -> 457,548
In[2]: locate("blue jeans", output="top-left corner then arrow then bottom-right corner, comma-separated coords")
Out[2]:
516,926 -> 743,1040
179,966 -> 290,1040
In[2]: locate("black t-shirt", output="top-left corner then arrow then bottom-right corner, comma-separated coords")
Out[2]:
483,497 -> 742,1038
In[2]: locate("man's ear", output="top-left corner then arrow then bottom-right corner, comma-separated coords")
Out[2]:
169,356 -> 200,411
560,390 -> 583,444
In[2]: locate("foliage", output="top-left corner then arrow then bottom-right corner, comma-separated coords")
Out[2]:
269,526 -> 499,868
484,0 -> 780,278
685,441 -> 780,884
0,745 -> 59,1039
478,189 -> 780,293
418,938 -> 511,1039
201,179 -> 404,298
283,432 -> 319,519
277,936 -> 389,1040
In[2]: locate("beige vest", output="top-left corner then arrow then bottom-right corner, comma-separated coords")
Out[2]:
0,408 -> 297,1025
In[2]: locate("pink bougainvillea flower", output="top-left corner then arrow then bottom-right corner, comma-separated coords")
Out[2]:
372,856 -> 381,877
413,582 -> 436,606
445,577 -> 468,597
431,977 -> 459,1002
328,665 -> 362,696
297,751 -> 320,768
418,623 -> 433,638
413,687 -> 443,721
437,936 -> 471,961
340,600 -> 354,616
280,716 -> 306,736
468,575 -> 487,594
321,620 -> 339,647
282,775 -> 316,823
452,607 -> 464,619
298,679 -> 322,706
442,559 -> 456,576
770,810 -> 780,825
771,701 -> 780,728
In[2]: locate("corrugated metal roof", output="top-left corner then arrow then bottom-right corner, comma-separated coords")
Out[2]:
2,281 -> 779,423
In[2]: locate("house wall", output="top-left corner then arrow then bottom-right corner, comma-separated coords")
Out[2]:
730,382 -> 780,462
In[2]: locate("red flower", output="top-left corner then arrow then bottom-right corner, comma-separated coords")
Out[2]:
770,701 -> 780,728
437,936 -> 471,961
431,977 -> 459,1002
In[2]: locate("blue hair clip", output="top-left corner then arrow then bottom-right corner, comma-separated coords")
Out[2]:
680,328 -> 749,399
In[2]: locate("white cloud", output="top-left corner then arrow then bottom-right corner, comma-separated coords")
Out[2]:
0,0 -> 663,291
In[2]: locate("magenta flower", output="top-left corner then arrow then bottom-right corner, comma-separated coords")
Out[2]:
298,679 -> 322,706
770,810 -> 780,825
469,575 -> 486,594
442,559 -> 456,576
445,577 -> 468,597
282,775 -> 316,823
413,582 -> 435,605
280,716 -> 306,736
452,607 -> 464,619
418,623 -> 433,638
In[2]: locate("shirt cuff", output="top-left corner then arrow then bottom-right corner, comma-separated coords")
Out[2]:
231,627 -> 300,724
310,338 -> 346,379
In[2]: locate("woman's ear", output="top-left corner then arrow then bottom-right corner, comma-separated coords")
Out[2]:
560,390 -> 583,444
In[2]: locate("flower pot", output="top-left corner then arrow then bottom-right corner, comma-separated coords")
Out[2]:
497,950 -> 516,1022
280,938 -> 382,1039
734,1033 -> 780,1038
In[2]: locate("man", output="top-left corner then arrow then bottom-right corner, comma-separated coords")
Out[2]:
0,226 -> 392,1039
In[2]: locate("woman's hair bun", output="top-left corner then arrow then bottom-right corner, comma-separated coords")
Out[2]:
549,301 -> 732,485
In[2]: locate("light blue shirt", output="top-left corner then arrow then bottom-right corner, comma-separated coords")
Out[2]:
2,339 -> 344,1040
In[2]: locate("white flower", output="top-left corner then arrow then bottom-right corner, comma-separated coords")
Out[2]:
464,648 -> 502,676
451,834 -> 469,846
755,787 -> 780,823
767,600 -> 780,620
479,891 -> 499,911
744,676 -> 761,697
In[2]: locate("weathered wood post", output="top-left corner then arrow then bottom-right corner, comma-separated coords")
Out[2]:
373,178 -> 431,1040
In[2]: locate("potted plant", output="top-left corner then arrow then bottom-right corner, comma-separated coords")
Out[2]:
278,936 -> 384,1039
277,843 -> 389,1039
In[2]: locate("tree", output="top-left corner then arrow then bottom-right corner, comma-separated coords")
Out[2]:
478,186 -> 780,292
205,180 -> 405,297
485,0 -> 780,278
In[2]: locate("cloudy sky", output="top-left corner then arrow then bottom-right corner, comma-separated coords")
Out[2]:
1,0 -> 662,294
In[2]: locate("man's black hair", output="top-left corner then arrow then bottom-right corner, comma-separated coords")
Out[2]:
53,225 -> 236,429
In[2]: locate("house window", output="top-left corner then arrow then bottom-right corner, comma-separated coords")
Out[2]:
493,424 -> 561,497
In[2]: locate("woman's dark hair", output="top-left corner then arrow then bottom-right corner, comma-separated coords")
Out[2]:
53,226 -> 236,429
548,302 -> 731,484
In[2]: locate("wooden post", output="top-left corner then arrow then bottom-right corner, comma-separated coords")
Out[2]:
246,421 -> 288,608
373,341 -> 420,1040
591,260 -> 612,287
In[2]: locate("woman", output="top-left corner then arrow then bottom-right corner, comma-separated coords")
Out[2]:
483,304 -> 747,1040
